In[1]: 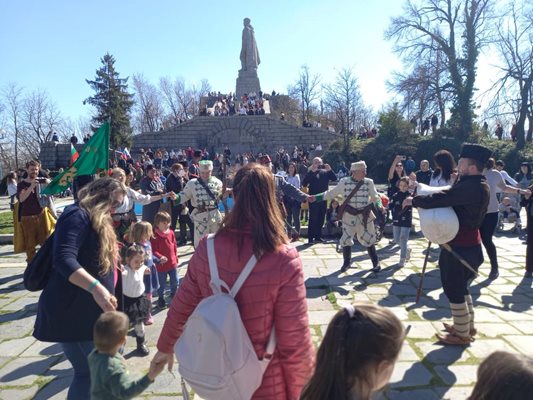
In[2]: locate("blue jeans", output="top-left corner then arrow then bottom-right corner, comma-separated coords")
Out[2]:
157,268 -> 179,298
393,226 -> 410,260
61,341 -> 94,400
286,204 -> 301,234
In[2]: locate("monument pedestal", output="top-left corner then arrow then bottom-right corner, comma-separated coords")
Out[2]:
236,69 -> 261,100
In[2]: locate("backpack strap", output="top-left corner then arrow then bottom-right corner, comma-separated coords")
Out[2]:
229,252 -> 258,298
206,234 -> 231,295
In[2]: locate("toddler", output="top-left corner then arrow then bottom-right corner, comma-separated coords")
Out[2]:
88,311 -> 164,399
499,196 -> 521,227
130,221 -> 161,325
300,303 -> 404,400
122,245 -> 151,356
390,177 -> 412,267
151,211 -> 179,308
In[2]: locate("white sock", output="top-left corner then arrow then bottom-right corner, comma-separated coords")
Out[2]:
450,302 -> 470,338
464,295 -> 474,332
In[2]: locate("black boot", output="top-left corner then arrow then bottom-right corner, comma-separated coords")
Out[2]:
368,245 -> 381,273
136,335 -> 150,356
341,246 -> 352,272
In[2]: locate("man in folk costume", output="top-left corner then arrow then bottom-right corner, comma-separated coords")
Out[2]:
259,155 -> 311,241
313,161 -> 384,273
173,160 -> 223,247
403,144 -> 491,345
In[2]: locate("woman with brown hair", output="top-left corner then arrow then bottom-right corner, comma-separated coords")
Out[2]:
33,177 -> 127,399
153,163 -> 315,399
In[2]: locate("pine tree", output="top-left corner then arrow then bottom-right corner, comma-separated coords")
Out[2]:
84,53 -> 134,148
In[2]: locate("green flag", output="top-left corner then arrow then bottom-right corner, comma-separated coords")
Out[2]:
43,122 -> 110,195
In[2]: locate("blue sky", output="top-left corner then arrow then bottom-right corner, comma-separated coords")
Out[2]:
1,0 -> 493,122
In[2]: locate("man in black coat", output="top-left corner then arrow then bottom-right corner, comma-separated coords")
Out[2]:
403,144 -> 492,345
302,157 -> 337,243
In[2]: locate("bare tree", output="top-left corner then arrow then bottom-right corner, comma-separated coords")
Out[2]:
289,65 -> 321,125
159,77 -> 211,123
488,1 -> 533,148
323,68 -> 365,150
132,74 -> 165,133
386,0 -> 493,139
20,89 -> 63,158
2,83 -> 23,168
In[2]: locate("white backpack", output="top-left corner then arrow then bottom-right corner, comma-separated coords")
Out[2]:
175,234 -> 276,400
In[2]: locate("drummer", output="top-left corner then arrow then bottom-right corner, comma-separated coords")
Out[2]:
402,144 -> 491,345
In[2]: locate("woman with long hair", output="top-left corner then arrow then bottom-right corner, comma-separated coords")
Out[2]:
33,177 -> 127,399
387,155 -> 406,198
6,171 -> 17,210
430,150 -> 456,187
153,163 -> 314,399
285,162 -> 302,241
300,303 -> 404,400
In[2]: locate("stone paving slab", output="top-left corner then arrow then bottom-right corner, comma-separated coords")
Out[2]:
0,208 -> 531,399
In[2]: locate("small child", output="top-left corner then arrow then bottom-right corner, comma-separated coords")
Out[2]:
499,196 -> 521,227
300,303 -> 404,400
130,221 -> 161,325
122,245 -> 151,356
390,177 -> 412,267
468,351 -> 533,400
89,311 -> 164,400
326,199 -> 342,237
151,211 -> 179,308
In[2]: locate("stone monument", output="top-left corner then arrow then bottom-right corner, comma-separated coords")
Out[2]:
235,18 -> 261,100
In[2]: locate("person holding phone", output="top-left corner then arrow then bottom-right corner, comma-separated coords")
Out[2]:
387,155 -> 406,199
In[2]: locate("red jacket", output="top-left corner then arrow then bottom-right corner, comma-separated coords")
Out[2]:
157,228 -> 315,400
150,229 -> 178,273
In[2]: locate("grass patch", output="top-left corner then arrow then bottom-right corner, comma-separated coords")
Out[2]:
0,212 -> 14,234
325,290 -> 337,306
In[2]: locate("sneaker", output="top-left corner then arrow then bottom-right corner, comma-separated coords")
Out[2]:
145,314 -> 154,325
371,264 -> 381,273
398,258 -> 405,268
406,248 -> 412,261
489,269 -> 499,280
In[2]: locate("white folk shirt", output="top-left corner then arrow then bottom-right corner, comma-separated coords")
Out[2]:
122,264 -> 148,298
322,177 -> 380,226
178,177 -> 223,212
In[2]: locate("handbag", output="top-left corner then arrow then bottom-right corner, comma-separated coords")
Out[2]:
23,232 -> 55,291
337,180 -> 364,219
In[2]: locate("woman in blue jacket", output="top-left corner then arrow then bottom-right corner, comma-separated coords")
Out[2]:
33,177 -> 127,400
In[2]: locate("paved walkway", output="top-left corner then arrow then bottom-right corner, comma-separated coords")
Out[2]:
0,213 -> 531,399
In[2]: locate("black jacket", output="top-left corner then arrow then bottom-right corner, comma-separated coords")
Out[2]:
34,205 -> 121,342
302,169 -> 337,195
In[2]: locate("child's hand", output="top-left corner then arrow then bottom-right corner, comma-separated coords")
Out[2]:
160,256 -> 168,264
144,268 -> 151,275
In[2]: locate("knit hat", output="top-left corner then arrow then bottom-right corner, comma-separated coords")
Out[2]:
350,161 -> 367,171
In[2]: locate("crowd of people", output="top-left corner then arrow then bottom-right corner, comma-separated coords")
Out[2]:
199,91 -> 268,117
4,138 -> 533,399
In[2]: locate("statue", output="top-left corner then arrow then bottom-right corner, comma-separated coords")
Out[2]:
239,18 -> 260,71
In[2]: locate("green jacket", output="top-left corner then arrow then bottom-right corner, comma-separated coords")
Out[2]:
89,350 -> 152,400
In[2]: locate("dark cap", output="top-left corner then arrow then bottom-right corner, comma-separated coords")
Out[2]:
259,155 -> 272,164
521,161 -> 530,167
179,161 -> 188,169
459,143 -> 492,164
193,150 -> 202,158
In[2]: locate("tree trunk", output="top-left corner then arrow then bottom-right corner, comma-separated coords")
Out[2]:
516,79 -> 531,149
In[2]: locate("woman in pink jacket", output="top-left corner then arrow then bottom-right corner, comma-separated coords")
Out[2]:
152,163 -> 315,399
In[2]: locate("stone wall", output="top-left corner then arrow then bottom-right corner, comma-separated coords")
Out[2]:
132,115 -> 341,156
39,116 -> 341,169
38,142 -> 85,170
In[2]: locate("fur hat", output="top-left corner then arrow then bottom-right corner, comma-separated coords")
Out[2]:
350,161 -> 367,171
459,144 -> 492,164
198,160 -> 213,171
